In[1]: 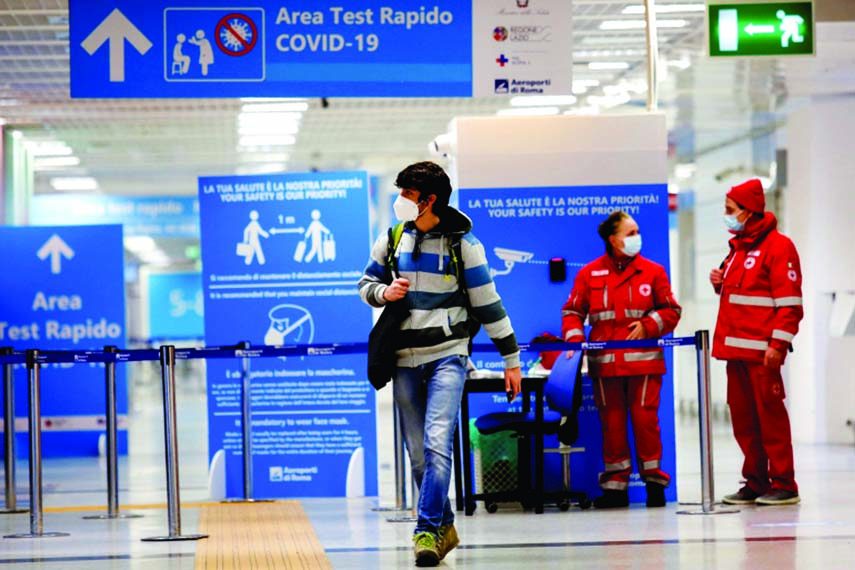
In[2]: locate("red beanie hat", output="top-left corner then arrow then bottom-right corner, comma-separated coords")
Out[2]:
727,178 -> 765,213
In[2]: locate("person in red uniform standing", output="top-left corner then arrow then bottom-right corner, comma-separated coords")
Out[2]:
710,179 -> 803,506
562,210 -> 681,508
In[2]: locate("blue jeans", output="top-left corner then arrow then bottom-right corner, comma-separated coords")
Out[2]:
394,354 -> 467,536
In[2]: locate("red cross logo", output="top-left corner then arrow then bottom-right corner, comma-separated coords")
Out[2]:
496,54 -> 509,67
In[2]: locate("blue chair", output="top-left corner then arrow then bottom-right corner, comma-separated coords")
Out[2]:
473,350 -> 591,512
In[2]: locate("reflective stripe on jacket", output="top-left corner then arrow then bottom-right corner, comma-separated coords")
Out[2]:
561,253 -> 681,377
712,212 -> 803,363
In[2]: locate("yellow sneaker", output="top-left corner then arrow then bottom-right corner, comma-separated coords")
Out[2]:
413,532 -> 440,567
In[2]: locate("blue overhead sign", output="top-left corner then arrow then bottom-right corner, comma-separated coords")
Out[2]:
0,225 -> 127,457
69,0 -> 472,97
30,195 -> 199,238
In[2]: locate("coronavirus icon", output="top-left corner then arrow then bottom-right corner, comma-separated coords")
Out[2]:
216,13 -> 258,56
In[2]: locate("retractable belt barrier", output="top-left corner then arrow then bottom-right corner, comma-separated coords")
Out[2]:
0,330 -> 731,540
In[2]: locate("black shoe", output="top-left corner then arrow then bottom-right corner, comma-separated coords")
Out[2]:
593,489 -> 629,509
645,481 -> 666,507
722,485 -> 762,505
756,489 -> 800,506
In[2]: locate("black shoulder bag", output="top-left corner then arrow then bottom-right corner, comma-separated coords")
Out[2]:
367,226 -> 410,390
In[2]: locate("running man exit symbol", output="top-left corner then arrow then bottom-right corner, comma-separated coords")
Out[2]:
37,234 -> 75,274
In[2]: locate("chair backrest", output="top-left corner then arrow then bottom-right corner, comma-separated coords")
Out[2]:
544,350 -> 583,416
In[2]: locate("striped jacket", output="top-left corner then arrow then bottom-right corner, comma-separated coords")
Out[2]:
359,208 -> 520,369
712,212 -> 803,363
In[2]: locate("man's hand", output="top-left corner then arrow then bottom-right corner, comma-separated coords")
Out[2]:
565,350 -> 576,359
383,278 -> 410,302
627,321 -> 647,341
764,346 -> 784,369
505,367 -> 522,401
709,268 -> 724,287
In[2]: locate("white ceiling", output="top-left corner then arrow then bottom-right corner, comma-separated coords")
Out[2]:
1,0 -> 854,198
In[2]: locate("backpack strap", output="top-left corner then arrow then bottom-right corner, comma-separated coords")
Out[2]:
384,223 -> 405,284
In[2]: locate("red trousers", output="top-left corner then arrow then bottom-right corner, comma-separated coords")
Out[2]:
726,360 -> 798,494
592,375 -> 670,490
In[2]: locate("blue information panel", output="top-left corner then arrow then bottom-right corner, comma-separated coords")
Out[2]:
0,225 -> 127,457
70,0 -> 472,98
198,171 -> 377,498
30,195 -> 199,238
460,184 -> 677,504
146,271 -> 204,340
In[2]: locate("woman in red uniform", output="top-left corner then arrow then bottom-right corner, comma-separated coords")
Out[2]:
562,210 -> 681,508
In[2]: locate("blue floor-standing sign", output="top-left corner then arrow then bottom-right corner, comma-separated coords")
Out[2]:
460,184 -> 677,504
0,225 -> 127,457
198,171 -> 377,498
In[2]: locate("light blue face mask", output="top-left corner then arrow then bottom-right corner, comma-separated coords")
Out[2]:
620,234 -> 642,256
724,213 -> 745,232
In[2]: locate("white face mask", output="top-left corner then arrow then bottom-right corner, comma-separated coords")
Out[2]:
620,234 -> 642,256
393,195 -> 421,222
723,213 -> 744,232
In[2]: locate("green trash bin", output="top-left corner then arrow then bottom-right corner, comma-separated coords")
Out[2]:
470,418 -> 518,495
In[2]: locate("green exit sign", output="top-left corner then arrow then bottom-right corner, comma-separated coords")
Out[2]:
708,1 -> 815,57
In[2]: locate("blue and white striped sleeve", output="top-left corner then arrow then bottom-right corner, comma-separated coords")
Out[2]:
358,233 -> 390,309
461,234 -> 520,369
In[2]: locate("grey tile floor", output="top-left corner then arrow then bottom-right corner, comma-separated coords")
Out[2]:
2,387 -> 854,569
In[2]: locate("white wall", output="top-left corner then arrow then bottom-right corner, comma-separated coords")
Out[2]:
784,96 -> 855,444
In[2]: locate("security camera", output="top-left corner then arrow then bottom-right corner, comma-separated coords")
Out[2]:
491,247 -> 534,277
429,133 -> 455,158
494,248 -> 534,263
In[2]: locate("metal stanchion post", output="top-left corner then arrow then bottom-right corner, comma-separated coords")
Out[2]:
224,341 -> 272,504
1,347 -> 27,515
5,350 -> 68,538
84,346 -> 142,520
678,331 -> 739,516
386,404 -> 417,523
372,401 -> 407,512
142,346 -> 208,541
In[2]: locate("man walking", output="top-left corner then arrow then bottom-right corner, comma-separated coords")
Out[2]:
359,161 -> 521,566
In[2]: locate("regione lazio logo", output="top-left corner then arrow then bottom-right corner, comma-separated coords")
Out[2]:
493,26 -> 508,41
744,257 -> 757,270
639,284 -> 652,297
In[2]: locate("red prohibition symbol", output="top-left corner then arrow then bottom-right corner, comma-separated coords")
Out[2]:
215,13 -> 259,56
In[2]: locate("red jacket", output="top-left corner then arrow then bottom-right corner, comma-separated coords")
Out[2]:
562,254 -> 681,377
712,212 -> 803,363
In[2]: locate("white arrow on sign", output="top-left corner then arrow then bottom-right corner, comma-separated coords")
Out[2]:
37,234 -> 75,275
81,8 -> 152,83
745,23 -> 776,36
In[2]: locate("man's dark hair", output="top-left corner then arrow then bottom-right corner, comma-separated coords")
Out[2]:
598,210 -> 631,255
395,161 -> 452,214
